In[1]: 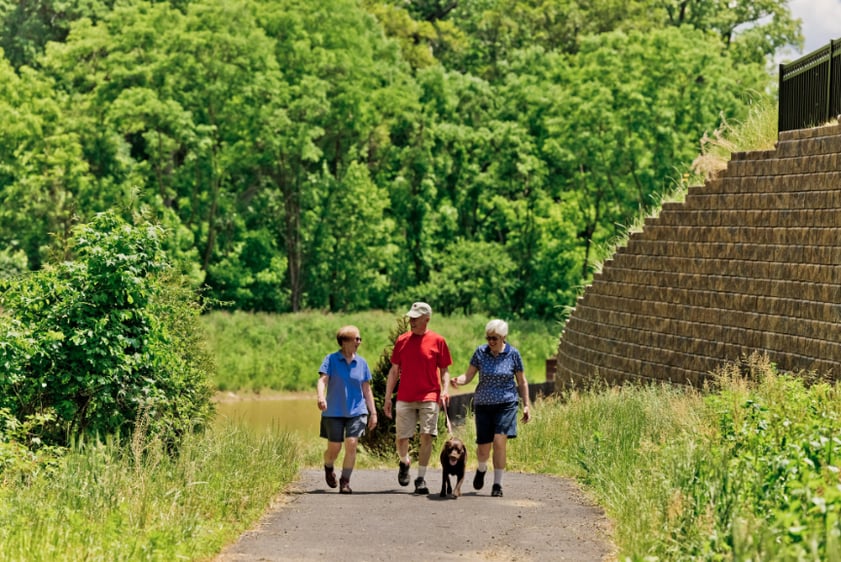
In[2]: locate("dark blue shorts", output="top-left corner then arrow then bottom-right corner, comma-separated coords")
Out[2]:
320,415 -> 368,442
474,401 -> 519,444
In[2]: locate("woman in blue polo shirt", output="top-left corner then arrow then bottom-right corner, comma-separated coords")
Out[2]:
316,325 -> 377,494
451,319 -> 531,497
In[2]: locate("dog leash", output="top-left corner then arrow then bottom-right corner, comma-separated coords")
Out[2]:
442,399 -> 453,436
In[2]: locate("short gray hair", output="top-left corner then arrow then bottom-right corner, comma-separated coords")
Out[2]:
485,319 -> 508,338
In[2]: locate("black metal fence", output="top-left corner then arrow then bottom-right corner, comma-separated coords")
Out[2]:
778,39 -> 841,132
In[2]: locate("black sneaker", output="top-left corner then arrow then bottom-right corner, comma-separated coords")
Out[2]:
473,469 -> 486,490
398,461 -> 410,486
491,484 -> 503,497
339,477 -> 352,494
324,465 -> 337,488
414,477 -> 429,495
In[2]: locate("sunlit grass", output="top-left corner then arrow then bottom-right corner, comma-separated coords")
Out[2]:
0,423 -> 301,562
202,310 -> 560,392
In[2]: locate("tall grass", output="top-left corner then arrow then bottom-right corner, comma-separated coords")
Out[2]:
0,423 -> 301,562
202,310 -> 560,392
506,355 -> 841,560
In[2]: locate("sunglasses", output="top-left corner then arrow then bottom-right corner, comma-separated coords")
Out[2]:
486,335 -> 501,342
345,336 -> 362,342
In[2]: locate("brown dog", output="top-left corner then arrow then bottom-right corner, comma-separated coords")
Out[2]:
439,437 -> 467,498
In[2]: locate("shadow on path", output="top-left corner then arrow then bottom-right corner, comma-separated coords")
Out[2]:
215,468 -> 614,561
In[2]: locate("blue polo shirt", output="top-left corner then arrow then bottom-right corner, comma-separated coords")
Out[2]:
470,343 -> 524,406
319,351 -> 372,417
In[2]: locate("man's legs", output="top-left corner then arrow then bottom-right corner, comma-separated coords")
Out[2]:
395,401 -> 417,486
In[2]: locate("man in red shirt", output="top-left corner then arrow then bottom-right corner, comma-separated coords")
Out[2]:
383,302 -> 452,494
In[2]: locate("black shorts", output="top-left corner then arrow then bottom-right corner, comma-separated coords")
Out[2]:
474,401 -> 519,444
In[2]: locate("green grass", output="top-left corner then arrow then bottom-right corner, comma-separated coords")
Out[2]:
0,423 -> 301,562
507,356 -> 841,560
201,310 -> 561,392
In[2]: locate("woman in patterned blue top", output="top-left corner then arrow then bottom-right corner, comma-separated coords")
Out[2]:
451,319 -> 531,497
316,325 -> 377,494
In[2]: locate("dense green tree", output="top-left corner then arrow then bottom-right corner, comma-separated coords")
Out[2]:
0,0 -> 800,320
305,162 -> 394,311
658,0 -> 803,62
0,57 -> 110,269
254,0 -> 418,310
0,0 -> 115,69
501,28 -> 771,275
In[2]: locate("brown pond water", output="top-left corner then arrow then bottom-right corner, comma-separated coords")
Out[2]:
212,387 -> 475,436
214,393 -> 321,436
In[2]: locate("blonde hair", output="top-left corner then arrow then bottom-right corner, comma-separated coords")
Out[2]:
485,319 -> 508,338
336,325 -> 360,346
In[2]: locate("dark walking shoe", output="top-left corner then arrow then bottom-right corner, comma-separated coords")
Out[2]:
413,477 -> 429,495
491,484 -> 503,497
339,477 -> 352,494
324,465 -> 337,488
473,469 -> 486,490
398,461 -> 410,486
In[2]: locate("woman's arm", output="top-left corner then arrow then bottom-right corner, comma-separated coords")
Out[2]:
316,374 -> 328,411
451,365 -> 478,388
515,370 -> 530,422
362,380 -> 377,429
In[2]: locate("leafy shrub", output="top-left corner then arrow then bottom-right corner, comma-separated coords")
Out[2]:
0,408 -> 64,486
0,212 -> 213,448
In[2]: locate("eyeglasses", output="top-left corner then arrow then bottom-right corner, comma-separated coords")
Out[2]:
344,336 -> 362,342
486,335 -> 501,342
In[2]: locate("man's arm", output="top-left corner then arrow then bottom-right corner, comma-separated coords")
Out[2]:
383,364 -> 399,419
439,367 -> 450,406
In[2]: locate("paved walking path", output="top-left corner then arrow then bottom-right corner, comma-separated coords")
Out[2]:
215,468 -> 614,561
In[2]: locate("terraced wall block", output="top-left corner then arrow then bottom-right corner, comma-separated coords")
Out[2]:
555,121 -> 841,389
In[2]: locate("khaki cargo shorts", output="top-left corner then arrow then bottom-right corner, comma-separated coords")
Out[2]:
395,400 -> 439,439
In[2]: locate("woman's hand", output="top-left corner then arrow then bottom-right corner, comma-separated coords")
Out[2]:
521,405 -> 531,423
317,397 -> 327,411
368,412 -> 378,430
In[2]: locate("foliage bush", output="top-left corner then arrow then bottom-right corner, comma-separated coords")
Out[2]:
0,212 -> 214,449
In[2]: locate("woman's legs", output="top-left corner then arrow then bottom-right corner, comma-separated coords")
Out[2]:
323,440 -> 342,488
342,437 -> 358,472
324,440 -> 343,466
492,434 -> 507,495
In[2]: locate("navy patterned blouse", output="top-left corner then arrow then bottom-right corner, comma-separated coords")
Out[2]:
470,343 -> 524,406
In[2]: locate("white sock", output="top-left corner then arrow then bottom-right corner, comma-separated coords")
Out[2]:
417,465 -> 427,478
477,462 -> 488,473
494,469 -> 504,486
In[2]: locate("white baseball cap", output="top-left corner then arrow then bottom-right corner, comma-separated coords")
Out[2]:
406,302 -> 432,318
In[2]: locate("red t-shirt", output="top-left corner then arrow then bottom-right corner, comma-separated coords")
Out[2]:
390,330 -> 452,402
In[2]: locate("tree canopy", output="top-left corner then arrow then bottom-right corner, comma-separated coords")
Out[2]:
0,0 -> 800,320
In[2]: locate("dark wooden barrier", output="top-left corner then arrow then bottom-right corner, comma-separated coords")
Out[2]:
446,381 -> 556,423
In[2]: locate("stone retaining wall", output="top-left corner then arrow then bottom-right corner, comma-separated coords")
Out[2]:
554,122 -> 841,388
